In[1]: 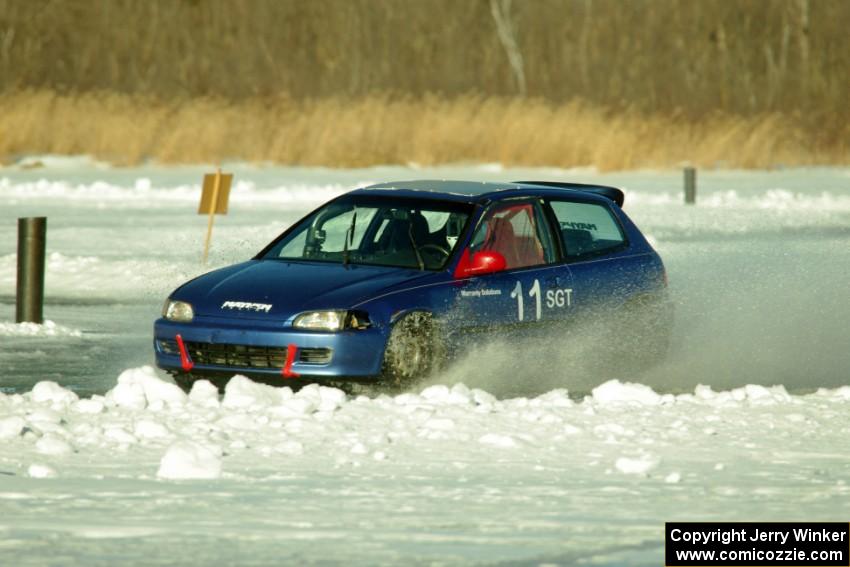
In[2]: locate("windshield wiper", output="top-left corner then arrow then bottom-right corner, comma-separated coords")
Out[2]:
408,224 -> 425,270
343,209 -> 357,266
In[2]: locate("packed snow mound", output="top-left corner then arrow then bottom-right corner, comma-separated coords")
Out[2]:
591,380 -> 667,405
32,381 -> 80,406
1,369 -> 849,485
106,366 -> 187,410
0,415 -> 26,439
0,320 -> 82,337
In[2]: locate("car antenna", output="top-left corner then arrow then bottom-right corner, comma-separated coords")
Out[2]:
408,223 -> 425,270
343,208 -> 357,266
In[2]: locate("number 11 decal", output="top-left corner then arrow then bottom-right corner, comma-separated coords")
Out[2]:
529,279 -> 542,321
510,281 -> 525,321
511,280 -> 542,322
512,278 -> 572,321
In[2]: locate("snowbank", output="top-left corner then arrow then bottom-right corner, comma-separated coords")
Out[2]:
0,177 -> 356,208
1,369 -> 847,484
1,368 -> 849,564
0,320 -> 82,337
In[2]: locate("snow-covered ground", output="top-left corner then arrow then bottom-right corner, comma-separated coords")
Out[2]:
2,370 -> 850,565
1,159 -> 849,565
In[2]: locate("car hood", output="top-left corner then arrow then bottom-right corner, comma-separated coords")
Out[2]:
172,260 -> 437,320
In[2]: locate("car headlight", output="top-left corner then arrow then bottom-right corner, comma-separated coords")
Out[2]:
163,299 -> 194,322
292,310 -> 370,331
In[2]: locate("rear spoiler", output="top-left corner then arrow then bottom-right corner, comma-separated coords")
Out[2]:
513,181 -> 625,207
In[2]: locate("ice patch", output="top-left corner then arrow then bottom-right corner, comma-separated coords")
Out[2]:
27,463 -> 57,478
73,398 -> 105,414
107,367 -> 187,410
104,427 -> 139,445
0,416 -> 26,439
157,441 -> 222,480
27,408 -> 62,425
665,472 -> 682,484
815,386 -> 850,400
273,397 -> 316,417
222,376 -> 287,409
735,384 -> 792,405
107,379 -> 146,410
276,440 -> 304,456
31,381 -> 79,406
188,380 -> 221,407
478,433 -> 519,448
424,417 -> 455,431
316,386 -> 347,412
615,455 -> 660,475
35,434 -> 74,456
533,389 -> 573,408
420,384 -> 451,402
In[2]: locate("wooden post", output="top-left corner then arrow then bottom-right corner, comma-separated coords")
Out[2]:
201,168 -> 222,264
16,217 -> 47,324
684,166 -> 697,205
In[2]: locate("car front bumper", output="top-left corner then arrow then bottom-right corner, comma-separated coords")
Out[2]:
154,317 -> 388,383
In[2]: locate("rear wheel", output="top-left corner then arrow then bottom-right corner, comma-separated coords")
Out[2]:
381,311 -> 442,389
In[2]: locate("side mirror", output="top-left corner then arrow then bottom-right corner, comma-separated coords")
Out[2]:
453,250 -> 507,278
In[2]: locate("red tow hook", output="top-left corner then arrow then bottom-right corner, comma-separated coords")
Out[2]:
282,343 -> 300,378
175,334 -> 194,372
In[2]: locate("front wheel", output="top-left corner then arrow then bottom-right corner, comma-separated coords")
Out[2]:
169,372 -> 230,394
381,311 -> 442,389
171,372 -> 194,393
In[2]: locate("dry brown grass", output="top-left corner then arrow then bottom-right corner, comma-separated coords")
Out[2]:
1,91 -> 846,170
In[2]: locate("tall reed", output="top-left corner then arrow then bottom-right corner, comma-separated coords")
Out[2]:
2,91 -> 844,170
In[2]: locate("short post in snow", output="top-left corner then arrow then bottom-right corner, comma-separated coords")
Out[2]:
684,166 -> 697,205
16,217 -> 47,324
198,168 -> 233,264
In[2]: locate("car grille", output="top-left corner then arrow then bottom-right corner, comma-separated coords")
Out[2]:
157,340 -> 332,367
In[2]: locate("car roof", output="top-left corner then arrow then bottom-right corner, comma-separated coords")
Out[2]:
350,179 -> 623,206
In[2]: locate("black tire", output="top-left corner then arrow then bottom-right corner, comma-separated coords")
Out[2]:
381,311 -> 442,389
170,372 -> 230,394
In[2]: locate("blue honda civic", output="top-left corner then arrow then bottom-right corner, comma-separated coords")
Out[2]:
154,180 -> 671,391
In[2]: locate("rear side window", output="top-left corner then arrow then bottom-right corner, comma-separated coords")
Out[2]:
548,200 -> 626,258
469,201 -> 556,270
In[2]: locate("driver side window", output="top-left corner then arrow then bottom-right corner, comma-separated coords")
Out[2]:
470,202 -> 555,270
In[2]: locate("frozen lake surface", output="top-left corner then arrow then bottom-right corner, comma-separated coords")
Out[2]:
1,159 -> 849,565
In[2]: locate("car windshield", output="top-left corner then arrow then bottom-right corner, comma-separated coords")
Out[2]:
262,196 -> 473,270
